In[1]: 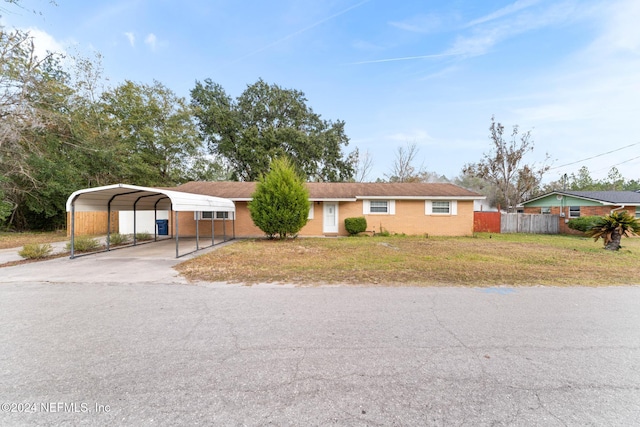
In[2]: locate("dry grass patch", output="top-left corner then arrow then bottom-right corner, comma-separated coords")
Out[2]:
0,231 -> 68,249
176,234 -> 640,286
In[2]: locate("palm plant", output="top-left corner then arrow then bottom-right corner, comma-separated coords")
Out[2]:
585,211 -> 640,251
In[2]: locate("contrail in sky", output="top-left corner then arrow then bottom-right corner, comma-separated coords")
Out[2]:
230,0 -> 372,65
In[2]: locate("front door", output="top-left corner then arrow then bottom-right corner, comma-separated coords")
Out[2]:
323,202 -> 339,234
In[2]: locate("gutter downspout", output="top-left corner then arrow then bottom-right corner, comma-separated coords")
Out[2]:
611,205 -> 625,214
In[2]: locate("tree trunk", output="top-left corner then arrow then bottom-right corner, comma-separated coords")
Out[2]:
605,229 -> 622,251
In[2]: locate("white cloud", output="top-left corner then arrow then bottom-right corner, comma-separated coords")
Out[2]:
144,33 -> 157,51
22,27 -> 67,61
388,129 -> 433,143
508,0 -> 640,180
446,1 -> 578,58
464,0 -> 542,28
389,14 -> 445,34
124,32 -> 135,47
355,1 -> 578,65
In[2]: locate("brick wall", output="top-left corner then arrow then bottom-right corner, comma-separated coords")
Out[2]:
523,205 -> 634,234
174,199 -> 476,237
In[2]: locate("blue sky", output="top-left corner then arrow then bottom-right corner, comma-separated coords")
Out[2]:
3,0 -> 640,183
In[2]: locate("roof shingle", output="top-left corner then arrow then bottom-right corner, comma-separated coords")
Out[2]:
174,181 -> 483,200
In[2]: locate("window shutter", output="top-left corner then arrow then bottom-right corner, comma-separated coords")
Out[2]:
451,201 -> 457,215
308,203 -> 314,219
425,200 -> 432,215
363,200 -> 370,215
389,200 -> 396,215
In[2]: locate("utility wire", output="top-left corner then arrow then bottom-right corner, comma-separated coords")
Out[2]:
549,141 -> 640,170
591,154 -> 640,174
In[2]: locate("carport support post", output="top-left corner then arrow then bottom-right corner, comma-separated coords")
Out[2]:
211,212 -> 214,247
175,211 -> 179,258
232,211 -> 235,239
70,203 -> 75,259
133,204 -> 137,246
196,212 -> 199,251
106,205 -> 111,251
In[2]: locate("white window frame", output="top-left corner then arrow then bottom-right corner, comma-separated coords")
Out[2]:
569,206 -> 580,218
425,200 -> 457,215
308,203 -> 314,220
195,211 -> 231,220
635,207 -> 640,219
541,207 -> 551,214
363,200 -> 395,215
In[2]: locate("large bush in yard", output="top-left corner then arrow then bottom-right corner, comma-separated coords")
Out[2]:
249,157 -> 310,239
345,217 -> 367,235
567,216 -> 600,233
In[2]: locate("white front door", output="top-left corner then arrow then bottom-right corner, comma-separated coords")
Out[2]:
323,202 -> 339,234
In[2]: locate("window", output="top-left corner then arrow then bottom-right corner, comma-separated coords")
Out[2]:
370,201 -> 388,213
432,201 -> 450,214
541,207 -> 551,214
636,207 -> 640,219
363,200 -> 395,215
425,200 -> 457,215
195,211 -> 231,220
569,206 -> 580,218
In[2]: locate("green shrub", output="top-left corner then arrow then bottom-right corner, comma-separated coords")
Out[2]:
249,157 -> 310,239
135,232 -> 152,241
345,217 -> 367,235
567,216 -> 601,233
66,235 -> 100,252
108,233 -> 130,245
19,243 -> 53,259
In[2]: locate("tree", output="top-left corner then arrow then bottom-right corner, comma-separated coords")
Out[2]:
544,166 -> 640,192
0,26 -> 73,228
383,142 -> 447,183
385,142 -> 423,182
585,211 -> 640,251
463,116 -> 549,211
248,157 -> 310,239
190,78 -> 356,182
454,171 -> 500,207
101,80 -> 203,186
353,148 -> 374,182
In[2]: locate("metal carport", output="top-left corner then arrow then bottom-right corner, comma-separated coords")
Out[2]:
66,184 -> 236,258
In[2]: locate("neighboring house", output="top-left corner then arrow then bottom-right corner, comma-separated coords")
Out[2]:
172,181 -> 485,237
521,190 -> 640,234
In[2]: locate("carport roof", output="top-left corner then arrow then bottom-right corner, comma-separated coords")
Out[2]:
66,184 -> 235,213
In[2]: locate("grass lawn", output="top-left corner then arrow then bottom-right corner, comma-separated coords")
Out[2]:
0,231 -> 69,250
176,233 -> 640,286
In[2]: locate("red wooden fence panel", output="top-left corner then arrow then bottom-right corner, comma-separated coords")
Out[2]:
474,211 -> 501,233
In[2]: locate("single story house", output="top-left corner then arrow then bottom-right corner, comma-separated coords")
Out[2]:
170,181 -> 484,237
521,190 -> 640,234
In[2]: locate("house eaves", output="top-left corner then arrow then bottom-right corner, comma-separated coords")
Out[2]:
523,191 -> 640,206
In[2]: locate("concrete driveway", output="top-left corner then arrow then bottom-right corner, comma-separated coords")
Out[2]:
0,238 -> 229,285
1,267 -> 639,426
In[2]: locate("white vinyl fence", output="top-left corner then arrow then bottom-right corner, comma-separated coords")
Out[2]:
500,213 -> 559,234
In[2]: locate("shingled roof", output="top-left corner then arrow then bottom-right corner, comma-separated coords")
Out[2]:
523,190 -> 640,205
560,191 -> 640,204
174,181 -> 484,201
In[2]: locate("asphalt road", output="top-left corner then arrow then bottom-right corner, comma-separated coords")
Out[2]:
1,280 -> 639,426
